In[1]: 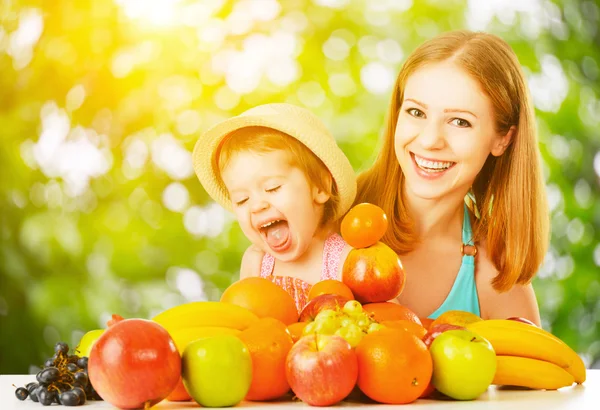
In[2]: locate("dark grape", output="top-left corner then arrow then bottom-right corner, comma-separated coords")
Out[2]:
44,359 -> 54,368
68,354 -> 79,363
74,371 -> 88,387
15,387 -> 29,400
37,367 -> 60,384
37,386 -> 53,406
66,363 -> 78,373
29,387 -> 39,402
73,386 -> 87,403
76,357 -> 88,369
48,390 -> 59,404
59,390 -> 80,406
55,342 -> 69,355
26,382 -> 38,392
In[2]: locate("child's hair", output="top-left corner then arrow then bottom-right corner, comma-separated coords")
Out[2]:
215,126 -> 341,229
355,30 -> 549,292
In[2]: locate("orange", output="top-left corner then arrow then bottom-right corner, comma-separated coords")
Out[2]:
430,310 -> 482,328
287,322 -> 308,343
308,279 -> 354,301
238,318 -> 294,401
221,277 -> 299,325
341,203 -> 388,248
380,320 -> 427,340
166,376 -> 191,401
356,328 -> 432,404
419,317 -> 435,331
363,302 -> 421,325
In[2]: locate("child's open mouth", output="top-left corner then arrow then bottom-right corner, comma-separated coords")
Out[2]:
259,219 -> 292,252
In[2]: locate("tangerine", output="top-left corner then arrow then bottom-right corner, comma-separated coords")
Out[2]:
238,318 -> 294,401
363,302 -> 421,325
286,322 -> 308,343
341,203 -> 388,249
308,280 -> 354,301
356,328 -> 432,404
221,277 -> 298,325
380,320 -> 427,339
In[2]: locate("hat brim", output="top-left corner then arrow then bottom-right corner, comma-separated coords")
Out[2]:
192,114 -> 357,218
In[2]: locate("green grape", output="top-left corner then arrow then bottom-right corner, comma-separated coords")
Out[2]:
314,317 -> 340,335
314,309 -> 340,323
356,313 -> 371,330
342,300 -> 363,315
340,316 -> 354,328
302,321 -> 317,336
336,324 -> 364,348
367,323 -> 384,334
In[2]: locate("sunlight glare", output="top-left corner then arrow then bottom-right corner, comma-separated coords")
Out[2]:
114,0 -> 183,27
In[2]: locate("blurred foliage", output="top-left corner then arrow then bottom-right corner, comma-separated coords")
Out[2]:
1,0 -> 599,373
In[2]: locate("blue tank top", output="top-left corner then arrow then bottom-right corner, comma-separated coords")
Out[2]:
427,204 -> 480,319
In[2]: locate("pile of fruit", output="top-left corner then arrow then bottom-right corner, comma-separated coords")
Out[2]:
14,342 -> 102,406
15,203 -> 586,408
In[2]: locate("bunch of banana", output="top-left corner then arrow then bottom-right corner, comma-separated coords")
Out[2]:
466,319 -> 586,390
152,301 -> 259,351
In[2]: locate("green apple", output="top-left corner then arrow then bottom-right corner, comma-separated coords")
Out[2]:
75,329 -> 104,357
182,335 -> 252,407
430,329 -> 496,400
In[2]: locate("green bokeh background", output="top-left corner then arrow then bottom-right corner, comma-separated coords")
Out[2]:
1,0 -> 599,373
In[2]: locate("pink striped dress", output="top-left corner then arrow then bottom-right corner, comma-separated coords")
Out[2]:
259,233 -> 346,314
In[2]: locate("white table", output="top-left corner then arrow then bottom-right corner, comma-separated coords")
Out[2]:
2,372 -> 599,409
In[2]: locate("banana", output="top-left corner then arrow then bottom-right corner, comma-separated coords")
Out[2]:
493,356 -> 574,390
169,326 -> 241,353
466,320 -> 571,368
153,301 -> 259,332
466,320 -> 586,384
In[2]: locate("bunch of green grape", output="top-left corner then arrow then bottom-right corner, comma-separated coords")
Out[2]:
302,300 -> 384,347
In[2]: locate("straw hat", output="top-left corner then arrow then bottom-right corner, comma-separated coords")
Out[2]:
192,103 -> 357,217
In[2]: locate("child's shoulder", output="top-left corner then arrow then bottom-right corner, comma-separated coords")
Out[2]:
240,245 -> 265,279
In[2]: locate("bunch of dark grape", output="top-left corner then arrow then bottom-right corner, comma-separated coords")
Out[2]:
14,341 -> 103,406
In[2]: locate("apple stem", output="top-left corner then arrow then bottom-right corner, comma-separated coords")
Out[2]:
470,337 -> 477,342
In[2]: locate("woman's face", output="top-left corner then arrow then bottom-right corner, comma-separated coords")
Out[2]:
394,61 -> 511,202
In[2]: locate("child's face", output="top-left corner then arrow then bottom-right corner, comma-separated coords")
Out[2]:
220,149 -> 330,261
394,61 -> 511,202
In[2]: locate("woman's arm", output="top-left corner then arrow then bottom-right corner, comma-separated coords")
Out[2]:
476,246 -> 541,326
480,283 -> 541,326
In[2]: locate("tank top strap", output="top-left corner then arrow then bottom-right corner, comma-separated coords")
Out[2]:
461,203 -> 477,258
259,253 -> 275,278
427,203 -> 480,319
321,233 -> 346,281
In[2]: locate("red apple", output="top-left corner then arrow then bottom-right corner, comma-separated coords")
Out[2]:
342,242 -> 405,303
506,317 -> 537,327
286,334 -> 358,406
299,294 -> 350,322
422,324 -> 466,348
89,317 -> 181,409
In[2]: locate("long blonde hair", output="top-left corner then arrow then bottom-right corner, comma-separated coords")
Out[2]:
216,126 -> 341,228
355,30 -> 549,292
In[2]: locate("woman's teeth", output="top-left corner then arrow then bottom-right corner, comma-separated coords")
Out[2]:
414,155 -> 454,172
